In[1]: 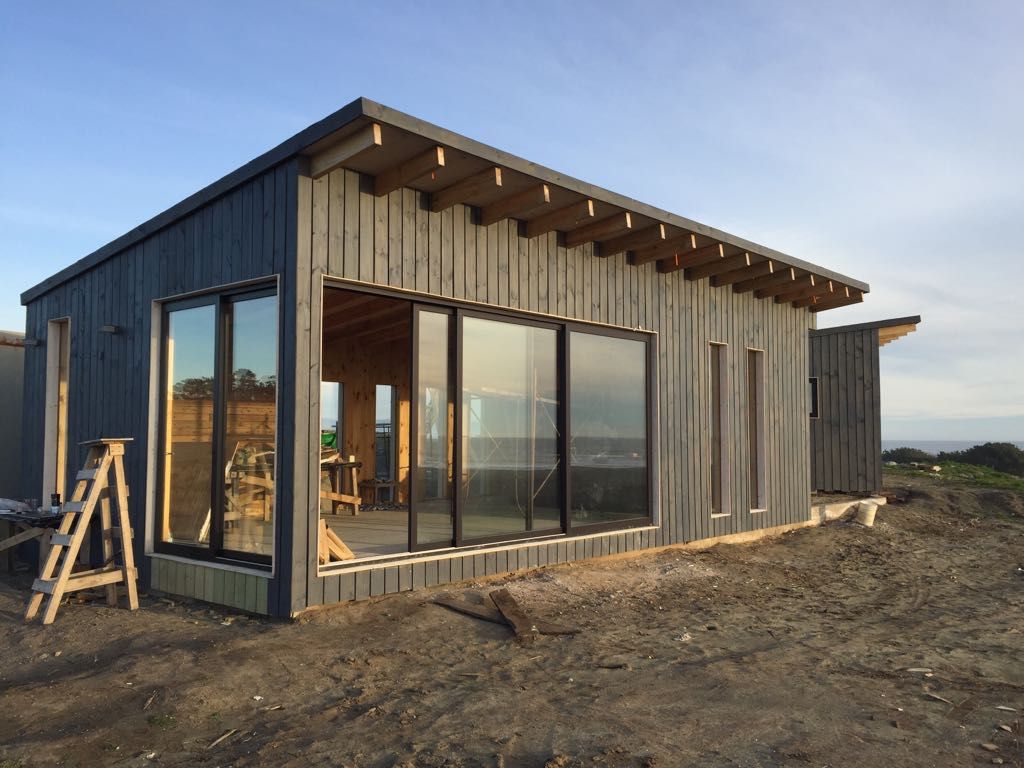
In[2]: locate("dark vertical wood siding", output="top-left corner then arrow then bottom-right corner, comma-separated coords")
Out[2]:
20,163 -> 297,616
809,327 -> 882,494
296,169 -> 813,611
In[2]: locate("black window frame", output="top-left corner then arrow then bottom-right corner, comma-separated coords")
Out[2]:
402,294 -> 656,554
809,377 -> 820,419
155,284 -> 278,568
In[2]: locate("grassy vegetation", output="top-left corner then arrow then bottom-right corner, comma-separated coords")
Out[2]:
885,461 -> 1024,491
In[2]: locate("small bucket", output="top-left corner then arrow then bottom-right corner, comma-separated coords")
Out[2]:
855,501 -> 878,527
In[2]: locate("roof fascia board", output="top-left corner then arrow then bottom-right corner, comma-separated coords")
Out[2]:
810,315 -> 921,337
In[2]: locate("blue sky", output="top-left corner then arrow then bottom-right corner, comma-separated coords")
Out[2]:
2,1 -> 1022,441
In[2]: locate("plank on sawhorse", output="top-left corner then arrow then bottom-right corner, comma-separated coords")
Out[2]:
25,438 -> 139,625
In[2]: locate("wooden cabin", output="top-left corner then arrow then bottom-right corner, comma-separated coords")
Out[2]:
809,316 -> 921,494
19,98 -> 871,617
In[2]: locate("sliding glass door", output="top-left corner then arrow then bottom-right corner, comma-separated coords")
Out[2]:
158,287 -> 277,565
460,315 -> 561,542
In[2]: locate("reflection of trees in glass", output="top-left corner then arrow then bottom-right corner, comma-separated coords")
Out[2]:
173,369 -> 276,401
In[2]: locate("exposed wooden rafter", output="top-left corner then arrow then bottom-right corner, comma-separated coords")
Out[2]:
774,279 -> 833,305
710,258 -> 774,288
657,242 -> 725,275
630,233 -> 696,266
310,123 -> 383,178
525,199 -> 595,239
564,212 -> 632,249
598,223 -> 666,258
809,289 -> 864,312
733,267 -> 796,294
374,146 -> 445,196
756,274 -> 816,300
480,183 -> 551,226
430,166 -> 502,213
684,251 -> 751,281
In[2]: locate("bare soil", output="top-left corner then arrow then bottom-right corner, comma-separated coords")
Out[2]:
1,474 -> 1022,768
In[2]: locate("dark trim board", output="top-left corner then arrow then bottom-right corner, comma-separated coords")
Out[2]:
812,315 -> 921,336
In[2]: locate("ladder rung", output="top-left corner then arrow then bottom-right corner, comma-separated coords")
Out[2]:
63,501 -> 85,513
50,533 -> 74,547
76,469 -> 100,481
33,568 -> 132,596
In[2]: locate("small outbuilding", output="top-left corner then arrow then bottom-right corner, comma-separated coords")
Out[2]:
20,98 -> 872,616
809,316 -> 921,494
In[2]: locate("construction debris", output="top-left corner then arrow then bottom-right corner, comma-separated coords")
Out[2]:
432,589 -> 579,640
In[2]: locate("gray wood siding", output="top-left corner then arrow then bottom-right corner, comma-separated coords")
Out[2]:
809,327 -> 882,493
295,168 -> 812,611
20,163 -> 298,616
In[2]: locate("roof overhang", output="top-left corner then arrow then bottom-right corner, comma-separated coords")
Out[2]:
811,315 -> 921,347
22,97 -> 870,310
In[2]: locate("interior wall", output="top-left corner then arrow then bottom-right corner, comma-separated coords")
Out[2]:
321,290 -> 411,501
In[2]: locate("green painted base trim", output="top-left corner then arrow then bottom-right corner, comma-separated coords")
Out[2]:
149,555 -> 270,614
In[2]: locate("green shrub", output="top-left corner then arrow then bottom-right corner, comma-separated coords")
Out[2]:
882,447 -> 936,464
938,442 -> 1024,477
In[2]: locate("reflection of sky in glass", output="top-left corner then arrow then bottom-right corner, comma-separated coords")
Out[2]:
321,382 -> 339,430
169,304 -> 215,386
230,296 -> 278,381
571,333 -> 646,440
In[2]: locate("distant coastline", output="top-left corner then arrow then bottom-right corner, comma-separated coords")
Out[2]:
882,439 -> 1024,454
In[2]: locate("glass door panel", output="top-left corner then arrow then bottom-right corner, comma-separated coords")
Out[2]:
461,316 -> 560,541
160,304 -> 217,548
413,310 -> 453,546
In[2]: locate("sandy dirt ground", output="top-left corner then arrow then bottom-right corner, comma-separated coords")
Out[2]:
0,474 -> 1022,768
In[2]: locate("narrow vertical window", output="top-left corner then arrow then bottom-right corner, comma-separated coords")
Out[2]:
414,310 -> 453,546
808,377 -> 819,419
709,342 -> 728,516
747,349 -> 766,511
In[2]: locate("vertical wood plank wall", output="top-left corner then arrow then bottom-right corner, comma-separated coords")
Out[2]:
20,161 -> 298,616
22,160 -> 815,617
808,327 -> 881,493
293,168 -> 813,612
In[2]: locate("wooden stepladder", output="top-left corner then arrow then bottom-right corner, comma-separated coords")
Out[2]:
25,438 -> 139,625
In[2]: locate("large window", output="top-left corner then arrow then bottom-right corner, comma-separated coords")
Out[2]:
461,316 -> 561,541
318,291 -> 654,567
158,288 -> 277,565
570,332 -> 649,527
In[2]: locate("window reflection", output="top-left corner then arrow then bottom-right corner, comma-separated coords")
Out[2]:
223,296 -> 277,557
161,304 -> 216,547
570,333 -> 648,525
461,317 -> 560,540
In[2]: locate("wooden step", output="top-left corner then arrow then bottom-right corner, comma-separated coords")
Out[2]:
63,501 -> 85,513
76,469 -> 99,481
32,567 -> 135,595
50,533 -> 74,547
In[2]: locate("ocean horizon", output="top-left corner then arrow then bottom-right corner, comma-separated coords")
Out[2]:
882,439 -> 1024,454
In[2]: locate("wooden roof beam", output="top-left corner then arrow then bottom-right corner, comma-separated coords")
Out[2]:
430,166 -> 502,213
525,199 -> 595,239
480,183 -> 550,226
809,289 -> 864,312
774,279 -> 833,304
794,286 -> 850,309
710,258 -> 774,288
682,250 -> 751,281
658,243 -> 726,275
564,212 -> 632,249
374,145 -> 445,196
733,267 -> 796,294
756,274 -> 817,300
310,123 -> 383,178
630,233 -> 696,266
598,223 -> 666,258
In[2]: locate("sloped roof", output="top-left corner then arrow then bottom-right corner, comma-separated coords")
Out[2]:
23,97 -> 869,310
